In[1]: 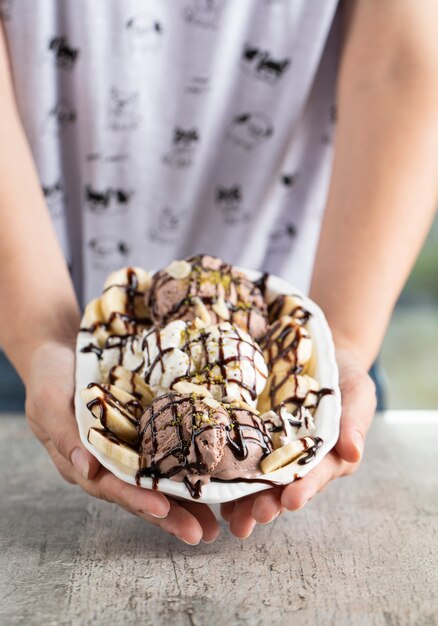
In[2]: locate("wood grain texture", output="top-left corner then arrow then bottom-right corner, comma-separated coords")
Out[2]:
0,415 -> 437,626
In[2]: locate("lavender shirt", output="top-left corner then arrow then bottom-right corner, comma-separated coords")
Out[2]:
2,0 -> 340,305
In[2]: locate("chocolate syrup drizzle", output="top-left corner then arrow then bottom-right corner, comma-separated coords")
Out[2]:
148,254 -> 268,337
267,294 -> 311,326
85,383 -> 142,442
261,318 -> 309,371
253,272 -> 270,297
297,436 -> 323,465
135,392 -> 272,498
140,322 -> 267,404
268,368 -> 333,413
80,268 -> 151,355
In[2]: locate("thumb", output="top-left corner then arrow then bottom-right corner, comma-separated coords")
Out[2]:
335,352 -> 377,463
31,387 -> 101,480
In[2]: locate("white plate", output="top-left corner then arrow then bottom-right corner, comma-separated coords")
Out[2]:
75,269 -> 341,504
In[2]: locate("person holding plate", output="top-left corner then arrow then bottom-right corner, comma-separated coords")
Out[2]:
0,1 -> 437,543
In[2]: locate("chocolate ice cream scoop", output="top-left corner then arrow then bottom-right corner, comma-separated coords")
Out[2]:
148,254 -> 268,340
138,392 -> 273,495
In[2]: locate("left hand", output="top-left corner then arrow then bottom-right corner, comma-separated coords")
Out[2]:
220,347 -> 377,538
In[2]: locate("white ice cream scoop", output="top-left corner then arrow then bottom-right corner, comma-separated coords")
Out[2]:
101,320 -> 269,406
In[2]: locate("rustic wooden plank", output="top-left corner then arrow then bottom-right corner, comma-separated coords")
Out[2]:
0,415 -> 437,626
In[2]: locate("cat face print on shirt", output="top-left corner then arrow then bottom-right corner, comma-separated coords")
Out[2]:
227,112 -> 274,150
108,88 -> 141,132
85,185 -> 133,216
0,0 -> 14,20
280,171 -> 299,191
162,127 -> 200,168
148,207 -> 188,245
88,236 -> 130,271
42,179 -> 66,218
241,44 -> 291,85
215,185 -> 251,225
266,221 -> 297,255
126,13 -> 163,53
183,0 -> 226,29
321,103 -> 337,145
185,75 -> 211,96
48,36 -> 79,70
86,152 -> 129,165
41,99 -> 76,136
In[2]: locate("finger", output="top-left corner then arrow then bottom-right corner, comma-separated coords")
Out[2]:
81,469 -> 171,518
27,386 -> 100,480
179,501 -> 220,543
44,438 -> 78,485
251,487 -> 284,525
220,500 -> 236,522
45,438 -> 171,519
336,363 -> 377,463
280,453 -> 344,510
157,499 -> 205,545
229,497 -> 257,539
79,471 -> 203,544
47,440 -> 205,544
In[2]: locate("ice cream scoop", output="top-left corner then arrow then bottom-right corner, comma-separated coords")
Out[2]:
148,254 -> 269,340
97,334 -> 145,381
138,392 -> 273,492
139,320 -> 268,406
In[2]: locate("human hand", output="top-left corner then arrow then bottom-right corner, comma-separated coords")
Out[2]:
25,340 -> 220,545
220,346 -> 377,538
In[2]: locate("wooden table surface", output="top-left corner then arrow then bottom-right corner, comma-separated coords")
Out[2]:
0,412 -> 437,626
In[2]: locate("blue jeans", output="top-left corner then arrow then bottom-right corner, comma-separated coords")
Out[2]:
0,351 -> 25,411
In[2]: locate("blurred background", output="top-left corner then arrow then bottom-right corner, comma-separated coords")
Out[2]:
0,215 -> 437,412
380,215 -> 438,409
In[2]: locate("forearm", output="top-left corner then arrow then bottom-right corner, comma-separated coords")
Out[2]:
310,2 -> 438,369
0,28 -> 79,382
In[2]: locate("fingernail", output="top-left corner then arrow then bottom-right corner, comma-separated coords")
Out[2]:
176,536 -> 200,546
202,536 -> 219,544
71,448 -> 90,480
148,511 -> 168,519
260,511 -> 280,526
352,430 -> 364,460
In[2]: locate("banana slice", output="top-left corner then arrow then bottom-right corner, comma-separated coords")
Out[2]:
103,266 -> 152,293
104,384 -> 144,415
191,297 -> 212,326
268,294 -> 310,326
81,384 -> 139,444
172,380 -> 214,397
301,341 -> 317,377
211,296 -> 230,321
109,365 -> 154,406
262,316 -> 312,371
88,427 -> 139,469
81,298 -> 110,346
83,297 -> 104,327
101,267 -> 152,335
260,436 -> 315,473
257,373 -> 320,414
165,259 -> 192,280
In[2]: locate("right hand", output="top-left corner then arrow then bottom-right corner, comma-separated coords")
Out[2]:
25,340 -> 220,544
